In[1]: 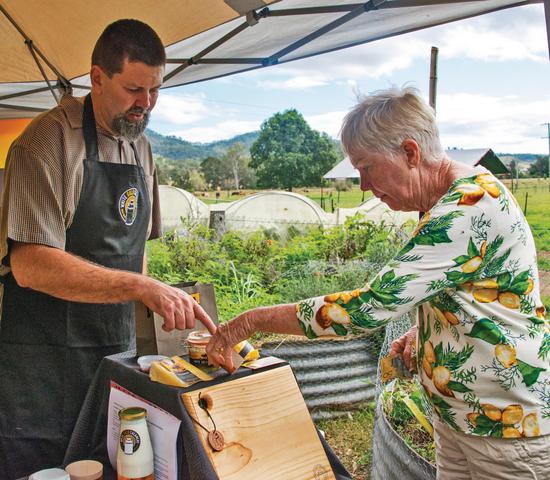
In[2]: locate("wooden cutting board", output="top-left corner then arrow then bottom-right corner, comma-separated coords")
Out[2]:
181,364 -> 335,480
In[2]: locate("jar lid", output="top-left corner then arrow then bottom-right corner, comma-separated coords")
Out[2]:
118,407 -> 147,421
65,460 -> 103,480
29,469 -> 70,480
187,330 -> 212,345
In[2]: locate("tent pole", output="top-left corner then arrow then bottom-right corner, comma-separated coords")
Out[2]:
164,9 -> 269,82
429,46 -> 439,112
0,4 -> 70,90
0,103 -> 46,113
266,1 -> 387,65
25,41 -> 59,103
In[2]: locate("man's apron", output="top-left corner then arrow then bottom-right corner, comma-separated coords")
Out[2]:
0,94 -> 150,478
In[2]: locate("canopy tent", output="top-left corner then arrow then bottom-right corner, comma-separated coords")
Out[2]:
324,148 -> 509,179
1,0 -> 547,120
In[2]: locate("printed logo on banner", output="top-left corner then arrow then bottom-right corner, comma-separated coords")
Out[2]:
119,187 -> 139,226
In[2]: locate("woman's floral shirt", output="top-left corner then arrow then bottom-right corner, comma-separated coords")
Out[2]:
297,172 -> 549,438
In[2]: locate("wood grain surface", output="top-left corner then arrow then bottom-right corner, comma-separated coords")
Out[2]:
181,365 -> 335,480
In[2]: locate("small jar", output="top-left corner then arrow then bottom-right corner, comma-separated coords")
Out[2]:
187,330 -> 211,367
65,460 -> 103,480
117,407 -> 154,480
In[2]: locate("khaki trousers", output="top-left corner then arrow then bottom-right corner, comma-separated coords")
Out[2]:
434,415 -> 550,480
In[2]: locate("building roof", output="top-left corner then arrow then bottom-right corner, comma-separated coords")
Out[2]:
323,148 -> 509,179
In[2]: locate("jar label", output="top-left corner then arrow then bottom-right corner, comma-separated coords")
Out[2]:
120,429 -> 141,455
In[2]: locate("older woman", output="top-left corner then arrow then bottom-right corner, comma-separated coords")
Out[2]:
206,86 -> 549,479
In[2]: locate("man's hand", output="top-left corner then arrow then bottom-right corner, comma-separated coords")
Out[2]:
138,278 -> 216,332
389,325 -> 418,371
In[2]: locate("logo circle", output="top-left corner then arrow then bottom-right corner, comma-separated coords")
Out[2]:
120,429 -> 141,455
118,187 -> 139,226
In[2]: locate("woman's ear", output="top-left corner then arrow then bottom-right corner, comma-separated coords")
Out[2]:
402,139 -> 421,168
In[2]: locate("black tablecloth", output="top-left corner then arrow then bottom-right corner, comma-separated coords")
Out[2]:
63,351 -> 351,480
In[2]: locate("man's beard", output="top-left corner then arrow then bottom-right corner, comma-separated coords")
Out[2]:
112,107 -> 150,141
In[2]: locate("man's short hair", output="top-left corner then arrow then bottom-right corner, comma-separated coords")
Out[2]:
92,19 -> 166,77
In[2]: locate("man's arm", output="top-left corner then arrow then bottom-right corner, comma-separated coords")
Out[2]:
142,249 -> 148,275
10,242 -> 215,333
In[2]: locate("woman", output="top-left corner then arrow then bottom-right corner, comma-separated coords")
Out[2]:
207,86 -> 549,479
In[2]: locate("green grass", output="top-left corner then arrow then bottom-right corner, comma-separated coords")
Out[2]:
501,179 -> 550,252
317,404 -> 376,480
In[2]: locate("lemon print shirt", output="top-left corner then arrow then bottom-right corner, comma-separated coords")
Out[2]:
297,172 -> 549,438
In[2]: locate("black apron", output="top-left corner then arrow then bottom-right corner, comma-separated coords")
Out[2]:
0,94 -> 151,479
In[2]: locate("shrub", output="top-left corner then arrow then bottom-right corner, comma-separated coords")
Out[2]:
146,214 -> 409,322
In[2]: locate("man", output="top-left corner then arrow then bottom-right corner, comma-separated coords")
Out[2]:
0,19 -> 214,478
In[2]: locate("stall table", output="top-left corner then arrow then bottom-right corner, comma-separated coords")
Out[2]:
63,351 -> 351,480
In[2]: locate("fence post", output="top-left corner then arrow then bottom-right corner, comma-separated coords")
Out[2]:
209,210 -> 226,240
523,191 -> 528,216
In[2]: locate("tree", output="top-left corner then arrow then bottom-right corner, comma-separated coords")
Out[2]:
222,142 -> 256,190
200,156 -> 227,188
528,155 -> 549,178
250,109 -> 339,190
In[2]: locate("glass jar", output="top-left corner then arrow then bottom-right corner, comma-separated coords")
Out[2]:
187,330 -> 211,367
116,407 -> 154,480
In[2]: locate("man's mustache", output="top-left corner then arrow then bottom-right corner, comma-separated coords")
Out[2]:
125,107 -> 149,116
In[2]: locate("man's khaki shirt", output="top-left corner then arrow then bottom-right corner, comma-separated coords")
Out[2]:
0,94 -> 162,273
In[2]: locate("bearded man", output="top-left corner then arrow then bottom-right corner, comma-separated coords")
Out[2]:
0,19 -> 214,477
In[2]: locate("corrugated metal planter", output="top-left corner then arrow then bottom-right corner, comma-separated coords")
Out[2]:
371,400 -> 436,480
260,335 -> 381,420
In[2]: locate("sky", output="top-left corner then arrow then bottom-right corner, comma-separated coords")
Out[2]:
149,4 -> 550,154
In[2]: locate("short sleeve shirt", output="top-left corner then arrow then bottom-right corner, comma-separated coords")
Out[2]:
297,172 -> 549,438
0,94 -> 162,273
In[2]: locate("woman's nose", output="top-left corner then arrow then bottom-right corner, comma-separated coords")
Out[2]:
359,170 -> 370,191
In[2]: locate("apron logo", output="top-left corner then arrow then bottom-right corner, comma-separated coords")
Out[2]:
118,187 -> 139,226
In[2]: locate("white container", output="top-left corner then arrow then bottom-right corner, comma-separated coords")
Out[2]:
116,407 -> 154,480
29,469 -> 70,480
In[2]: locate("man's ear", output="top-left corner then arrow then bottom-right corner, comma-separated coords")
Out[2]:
402,139 -> 421,168
90,65 -> 104,92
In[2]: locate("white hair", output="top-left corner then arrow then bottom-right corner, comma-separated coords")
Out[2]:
340,86 -> 443,161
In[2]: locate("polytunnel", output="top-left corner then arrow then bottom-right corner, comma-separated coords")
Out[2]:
220,191 -> 333,234
335,197 -> 418,226
158,185 -> 209,234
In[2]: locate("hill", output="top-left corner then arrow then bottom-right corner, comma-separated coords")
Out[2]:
146,129 -> 259,161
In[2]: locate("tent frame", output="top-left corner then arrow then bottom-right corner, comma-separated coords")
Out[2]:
0,0 -> 546,116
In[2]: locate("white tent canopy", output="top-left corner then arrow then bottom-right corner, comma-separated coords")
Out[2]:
1,0 -> 545,119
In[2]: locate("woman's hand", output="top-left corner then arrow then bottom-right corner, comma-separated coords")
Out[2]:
206,312 -> 255,373
389,325 -> 418,371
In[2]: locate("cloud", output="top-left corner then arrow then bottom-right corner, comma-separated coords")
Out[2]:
154,93 -> 211,124
304,92 -> 550,153
259,75 -> 328,89
169,119 -> 261,143
305,111 -> 347,138
438,93 -> 550,153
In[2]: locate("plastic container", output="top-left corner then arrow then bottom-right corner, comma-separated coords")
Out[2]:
117,407 -> 154,480
137,355 -> 169,373
29,469 -> 70,480
65,460 -> 103,480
